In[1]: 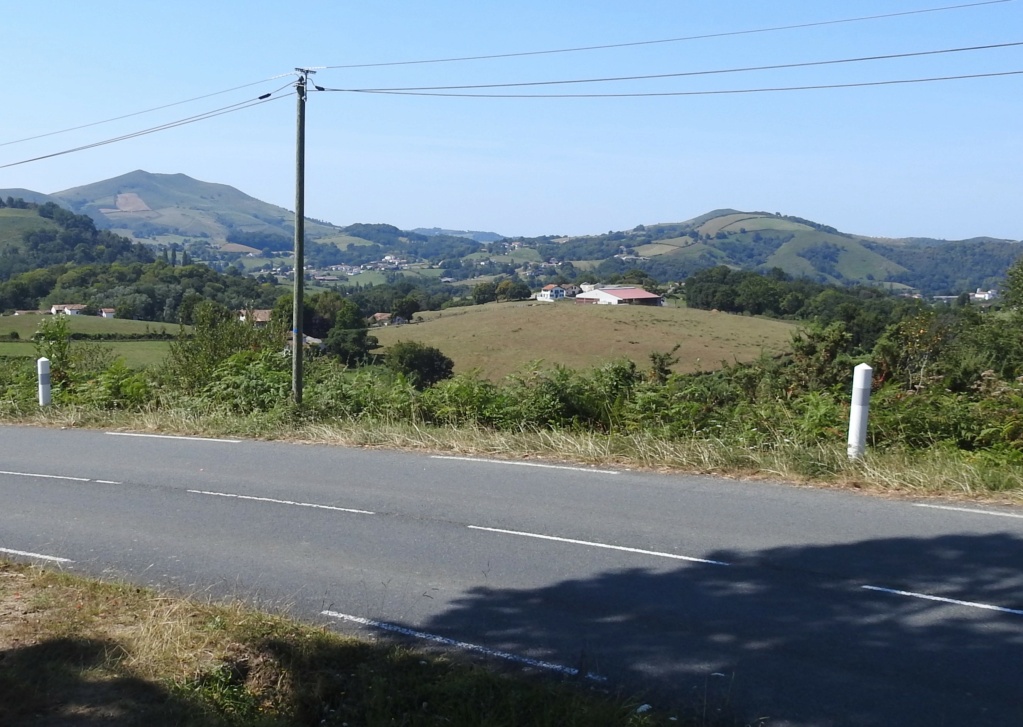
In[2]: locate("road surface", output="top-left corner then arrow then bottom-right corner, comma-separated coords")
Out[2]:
1,425 -> 1021,726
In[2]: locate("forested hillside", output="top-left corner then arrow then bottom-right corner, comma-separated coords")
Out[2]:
0,200 -> 153,280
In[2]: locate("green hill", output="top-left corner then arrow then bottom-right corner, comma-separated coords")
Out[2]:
532,210 -> 1020,294
47,170 -> 339,243
0,208 -> 59,250
4,174 -> 1019,295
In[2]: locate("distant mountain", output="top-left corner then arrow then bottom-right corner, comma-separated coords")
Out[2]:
412,227 -> 505,243
0,188 -> 64,207
31,170 -> 338,242
3,173 -> 1019,295
524,210 -> 1020,295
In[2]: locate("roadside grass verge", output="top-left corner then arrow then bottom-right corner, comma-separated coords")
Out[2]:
7,404 -> 1023,502
0,561 -> 700,726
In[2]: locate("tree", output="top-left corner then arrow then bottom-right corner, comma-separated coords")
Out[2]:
386,341 -> 454,389
391,295 -> 420,322
1003,256 -> 1023,310
324,327 -> 379,366
472,282 -> 497,305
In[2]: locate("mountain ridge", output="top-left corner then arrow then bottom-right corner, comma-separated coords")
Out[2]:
2,171 -> 1019,294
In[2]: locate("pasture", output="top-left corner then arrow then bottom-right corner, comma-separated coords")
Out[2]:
375,300 -> 796,379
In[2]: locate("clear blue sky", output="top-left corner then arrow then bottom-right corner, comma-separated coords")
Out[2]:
2,1 -> 1020,240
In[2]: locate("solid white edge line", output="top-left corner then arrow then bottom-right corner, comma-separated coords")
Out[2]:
431,455 -> 619,475
0,547 -> 73,564
0,470 -> 90,482
321,610 -> 606,681
913,503 -> 1023,520
468,525 -> 730,566
188,489 -> 374,515
862,585 -> 1023,616
106,432 -> 241,443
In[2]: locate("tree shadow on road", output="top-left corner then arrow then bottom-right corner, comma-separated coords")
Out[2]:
416,531 -> 1023,727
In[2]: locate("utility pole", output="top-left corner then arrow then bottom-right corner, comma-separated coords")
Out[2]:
292,68 -> 314,404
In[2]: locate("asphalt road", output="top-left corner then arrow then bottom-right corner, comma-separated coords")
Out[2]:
2,424 -> 1022,726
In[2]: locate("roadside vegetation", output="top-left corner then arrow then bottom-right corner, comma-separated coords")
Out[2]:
0,561 -> 691,726
4,264 -> 1023,501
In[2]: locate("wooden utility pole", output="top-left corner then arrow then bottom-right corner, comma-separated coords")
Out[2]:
292,69 -> 313,404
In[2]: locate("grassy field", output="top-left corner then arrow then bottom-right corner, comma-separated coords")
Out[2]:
0,316 -> 179,368
0,340 -> 171,368
0,315 -> 179,338
378,301 -> 796,379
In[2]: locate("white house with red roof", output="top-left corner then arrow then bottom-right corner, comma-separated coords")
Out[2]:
536,284 -> 567,302
574,286 -> 663,306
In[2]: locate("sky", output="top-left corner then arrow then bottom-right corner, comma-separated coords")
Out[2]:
1,1 -> 1021,240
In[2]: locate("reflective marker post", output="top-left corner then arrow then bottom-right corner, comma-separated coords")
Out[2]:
37,357 -> 51,406
847,363 -> 872,460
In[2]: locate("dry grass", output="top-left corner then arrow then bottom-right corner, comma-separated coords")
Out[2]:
374,302 -> 795,379
0,562 -> 695,726
14,403 -> 1020,503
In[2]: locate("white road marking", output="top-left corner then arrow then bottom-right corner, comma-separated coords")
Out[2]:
0,470 -> 121,485
106,432 -> 241,443
862,585 -> 1023,616
188,489 -> 374,515
913,503 -> 1023,520
0,470 -> 90,482
431,455 -> 619,475
321,610 -> 606,681
468,525 -> 730,566
0,547 -> 73,564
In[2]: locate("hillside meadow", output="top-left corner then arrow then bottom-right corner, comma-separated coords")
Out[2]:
0,315 -> 179,368
375,301 -> 796,379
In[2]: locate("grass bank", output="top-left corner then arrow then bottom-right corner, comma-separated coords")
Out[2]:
8,404 -> 1023,503
0,561 -> 702,726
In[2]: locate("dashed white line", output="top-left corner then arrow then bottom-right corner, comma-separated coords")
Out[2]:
468,525 -> 730,566
188,489 -> 374,515
913,503 -> 1023,520
0,470 -> 90,482
0,547 -> 73,564
431,455 -> 619,475
106,432 -> 241,443
862,585 -> 1023,616
322,610 -> 606,681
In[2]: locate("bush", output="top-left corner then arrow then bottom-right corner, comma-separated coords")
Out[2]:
385,341 -> 454,390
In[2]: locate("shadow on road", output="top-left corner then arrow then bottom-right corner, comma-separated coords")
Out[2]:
415,531 -> 1023,727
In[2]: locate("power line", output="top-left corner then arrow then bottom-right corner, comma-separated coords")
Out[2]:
320,41 -> 1023,93
337,69 -> 1023,98
0,74 -> 296,149
0,89 -> 291,170
322,0 -> 1014,69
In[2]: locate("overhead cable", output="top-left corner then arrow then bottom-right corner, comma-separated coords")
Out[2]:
0,74 -> 296,149
0,90 -> 290,170
336,70 -> 1023,98
319,41 -> 1023,93
322,0 -> 1014,69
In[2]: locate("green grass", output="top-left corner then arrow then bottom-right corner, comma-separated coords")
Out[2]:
376,301 -> 795,379
0,208 -> 58,250
0,340 -> 171,368
0,315 -> 179,338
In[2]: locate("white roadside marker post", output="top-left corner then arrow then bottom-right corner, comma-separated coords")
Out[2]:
37,357 -> 51,406
847,363 -> 872,460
